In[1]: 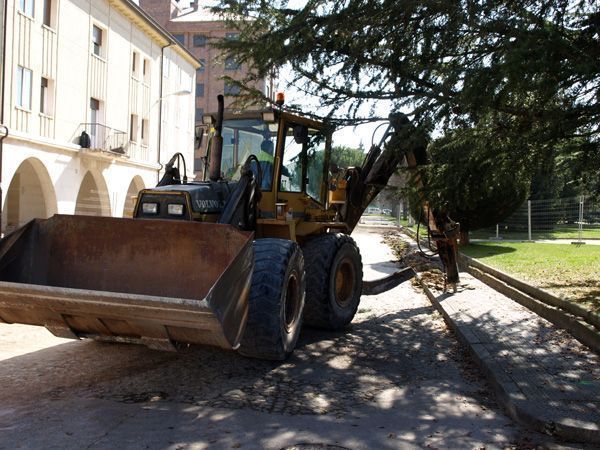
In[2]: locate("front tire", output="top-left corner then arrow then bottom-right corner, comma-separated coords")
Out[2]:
302,233 -> 363,330
238,239 -> 305,360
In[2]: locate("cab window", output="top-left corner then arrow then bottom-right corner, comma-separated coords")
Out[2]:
220,118 -> 277,190
279,123 -> 327,203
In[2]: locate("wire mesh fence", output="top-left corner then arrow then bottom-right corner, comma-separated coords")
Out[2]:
472,196 -> 600,241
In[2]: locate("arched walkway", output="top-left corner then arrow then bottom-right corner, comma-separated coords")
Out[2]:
122,176 -> 145,218
75,171 -> 111,216
2,158 -> 57,234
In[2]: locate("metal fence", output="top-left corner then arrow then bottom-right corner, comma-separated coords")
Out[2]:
474,196 -> 600,241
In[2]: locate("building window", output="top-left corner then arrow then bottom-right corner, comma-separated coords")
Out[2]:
141,119 -> 149,146
18,0 -> 34,17
198,59 -> 206,73
195,108 -> 204,122
90,98 -> 100,122
143,59 -> 150,83
42,0 -> 58,29
193,34 -> 207,47
40,77 -> 54,115
130,114 -> 139,142
225,56 -> 240,71
225,32 -> 239,41
173,34 -> 185,45
92,25 -> 103,57
43,0 -> 55,27
224,81 -> 240,96
196,83 -> 204,97
90,98 -> 102,147
15,66 -> 32,109
132,51 -> 139,77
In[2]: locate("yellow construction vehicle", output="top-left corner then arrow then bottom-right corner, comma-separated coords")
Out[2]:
0,95 -> 458,360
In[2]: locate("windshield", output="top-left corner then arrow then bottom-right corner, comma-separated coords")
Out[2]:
221,118 -> 278,190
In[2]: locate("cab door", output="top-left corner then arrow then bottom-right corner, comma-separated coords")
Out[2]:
277,121 -> 331,206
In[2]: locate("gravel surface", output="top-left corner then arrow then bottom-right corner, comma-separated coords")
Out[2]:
0,227 -> 553,449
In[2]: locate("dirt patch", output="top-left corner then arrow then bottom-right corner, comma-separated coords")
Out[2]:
383,231 -> 447,292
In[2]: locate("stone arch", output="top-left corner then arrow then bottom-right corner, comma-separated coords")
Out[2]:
2,158 -> 58,234
122,176 -> 145,218
75,171 -> 111,216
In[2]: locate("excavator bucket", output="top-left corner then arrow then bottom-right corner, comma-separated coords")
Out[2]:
0,215 -> 253,351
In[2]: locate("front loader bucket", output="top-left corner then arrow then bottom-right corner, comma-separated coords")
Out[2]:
0,215 -> 253,351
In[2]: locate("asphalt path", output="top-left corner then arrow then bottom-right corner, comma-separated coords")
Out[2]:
0,227 -> 548,449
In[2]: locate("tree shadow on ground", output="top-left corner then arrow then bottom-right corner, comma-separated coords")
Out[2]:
0,291 -> 540,449
462,243 -> 517,259
536,280 -> 600,312
430,284 -> 600,430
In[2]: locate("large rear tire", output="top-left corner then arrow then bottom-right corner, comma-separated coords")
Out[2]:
238,239 -> 305,360
302,233 -> 363,330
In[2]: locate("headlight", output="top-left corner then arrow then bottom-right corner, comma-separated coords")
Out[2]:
142,203 -> 158,214
168,204 -> 184,216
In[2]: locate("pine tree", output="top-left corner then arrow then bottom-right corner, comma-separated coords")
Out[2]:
213,0 -> 599,230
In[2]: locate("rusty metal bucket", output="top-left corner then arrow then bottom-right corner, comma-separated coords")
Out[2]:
0,215 -> 253,351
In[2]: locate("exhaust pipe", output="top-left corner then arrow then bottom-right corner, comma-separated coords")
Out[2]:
209,95 -> 225,181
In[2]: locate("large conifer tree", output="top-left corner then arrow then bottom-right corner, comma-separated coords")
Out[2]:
213,0 -> 599,230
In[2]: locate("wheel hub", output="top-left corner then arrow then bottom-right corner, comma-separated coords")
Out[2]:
284,272 -> 300,332
334,258 -> 356,308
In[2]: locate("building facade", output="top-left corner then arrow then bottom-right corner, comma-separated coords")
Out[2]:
0,0 -> 199,234
138,0 -> 274,174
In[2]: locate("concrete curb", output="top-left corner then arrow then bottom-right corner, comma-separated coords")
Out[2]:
399,226 -> 600,354
462,263 -> 600,355
458,254 -> 600,332
416,274 -> 600,445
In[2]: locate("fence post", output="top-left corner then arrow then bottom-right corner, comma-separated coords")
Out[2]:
528,200 -> 532,241
571,196 -> 586,245
578,196 -> 584,242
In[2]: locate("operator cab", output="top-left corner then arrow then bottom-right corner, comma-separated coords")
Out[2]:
203,109 -> 334,220
134,104 -> 336,236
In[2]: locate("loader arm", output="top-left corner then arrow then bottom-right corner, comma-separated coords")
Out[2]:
342,114 -> 460,287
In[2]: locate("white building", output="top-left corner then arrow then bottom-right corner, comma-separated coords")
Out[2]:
0,0 -> 200,234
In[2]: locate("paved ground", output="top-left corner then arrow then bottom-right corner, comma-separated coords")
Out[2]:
0,228 -> 566,449
380,226 -> 600,445
408,248 -> 600,443
426,271 -> 600,442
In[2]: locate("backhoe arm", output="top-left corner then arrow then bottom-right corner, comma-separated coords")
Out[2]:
342,114 -> 460,287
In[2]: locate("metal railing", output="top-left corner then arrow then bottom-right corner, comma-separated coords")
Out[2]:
74,123 -> 128,156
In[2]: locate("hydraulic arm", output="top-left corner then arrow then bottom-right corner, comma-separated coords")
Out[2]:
342,114 -> 460,288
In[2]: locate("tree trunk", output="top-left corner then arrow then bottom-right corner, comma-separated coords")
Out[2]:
459,230 -> 470,246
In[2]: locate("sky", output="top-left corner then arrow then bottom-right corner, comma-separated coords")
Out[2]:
274,64 -> 390,151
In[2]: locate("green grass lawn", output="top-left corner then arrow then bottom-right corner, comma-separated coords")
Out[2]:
461,242 -> 600,313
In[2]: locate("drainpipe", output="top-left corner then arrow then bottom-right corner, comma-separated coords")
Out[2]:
157,43 -> 173,184
0,0 -> 9,234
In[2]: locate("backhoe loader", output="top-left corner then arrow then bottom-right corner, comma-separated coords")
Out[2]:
0,95 -> 459,360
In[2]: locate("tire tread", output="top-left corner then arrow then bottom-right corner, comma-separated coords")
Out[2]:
302,233 -> 362,329
238,238 -> 305,360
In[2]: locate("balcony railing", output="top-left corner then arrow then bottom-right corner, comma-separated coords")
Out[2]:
74,123 -> 128,156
